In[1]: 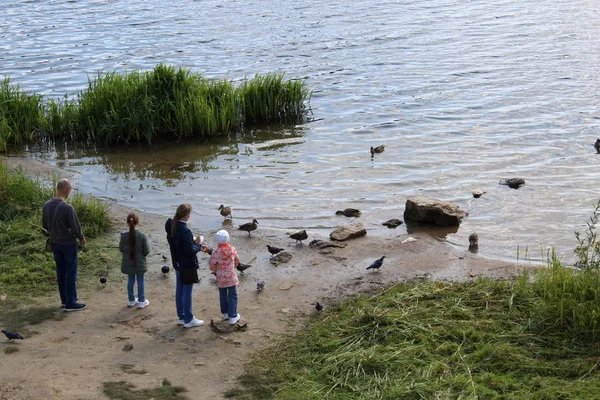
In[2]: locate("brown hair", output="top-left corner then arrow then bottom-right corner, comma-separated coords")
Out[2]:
127,213 -> 139,265
171,204 -> 192,237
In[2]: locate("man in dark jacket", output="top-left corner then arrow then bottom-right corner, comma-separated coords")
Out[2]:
42,179 -> 87,312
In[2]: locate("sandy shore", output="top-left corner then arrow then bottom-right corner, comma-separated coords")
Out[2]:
0,155 -> 524,400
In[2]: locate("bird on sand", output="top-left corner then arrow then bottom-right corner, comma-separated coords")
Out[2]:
289,230 -> 308,244
1,330 -> 23,341
366,256 -> 386,271
267,245 -> 284,255
256,281 -> 265,292
161,265 -> 170,275
335,208 -> 361,217
236,263 -> 252,274
315,302 -> 323,312
99,276 -> 107,286
239,219 -> 259,236
370,145 -> 385,156
218,204 -> 232,219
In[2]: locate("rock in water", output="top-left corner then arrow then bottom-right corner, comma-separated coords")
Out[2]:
382,219 -> 403,228
499,178 -> 525,189
404,197 -> 468,226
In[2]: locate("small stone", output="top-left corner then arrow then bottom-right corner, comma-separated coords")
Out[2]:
270,251 -> 293,265
0,294 -> 6,301
122,343 -> 134,352
402,237 -> 417,244
472,190 -> 486,198
330,222 -> 367,241
382,219 -> 403,228
278,280 -> 296,290
499,178 -> 525,189
194,362 -> 206,366
281,308 -> 291,314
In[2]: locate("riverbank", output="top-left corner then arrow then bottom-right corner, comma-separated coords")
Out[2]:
0,155 -> 524,400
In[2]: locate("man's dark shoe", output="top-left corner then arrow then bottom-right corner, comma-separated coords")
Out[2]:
64,303 -> 86,312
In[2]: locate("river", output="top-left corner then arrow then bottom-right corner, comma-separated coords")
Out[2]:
3,0 -> 600,263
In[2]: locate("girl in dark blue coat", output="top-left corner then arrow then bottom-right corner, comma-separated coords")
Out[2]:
165,203 -> 204,328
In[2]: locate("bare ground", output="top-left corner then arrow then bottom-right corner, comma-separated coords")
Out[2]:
0,156 -> 524,400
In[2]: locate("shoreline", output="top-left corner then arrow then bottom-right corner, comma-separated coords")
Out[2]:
0,154 -> 528,399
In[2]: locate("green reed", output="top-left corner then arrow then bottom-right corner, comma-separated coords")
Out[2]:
0,65 -> 310,149
0,78 -> 46,151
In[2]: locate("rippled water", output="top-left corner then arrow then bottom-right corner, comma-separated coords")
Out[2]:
4,0 -> 600,262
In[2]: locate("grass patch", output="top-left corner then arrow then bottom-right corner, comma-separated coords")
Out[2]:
232,278 -> 600,399
0,163 -> 116,331
103,379 -> 187,400
119,364 -> 148,375
1,65 -> 311,150
4,346 -> 20,354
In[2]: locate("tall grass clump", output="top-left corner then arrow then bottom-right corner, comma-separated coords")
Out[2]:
515,201 -> 600,338
0,78 -> 46,151
231,279 -> 600,399
0,65 -> 311,149
0,163 -> 112,299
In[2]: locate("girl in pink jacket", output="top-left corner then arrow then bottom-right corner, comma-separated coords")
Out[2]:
209,230 -> 241,324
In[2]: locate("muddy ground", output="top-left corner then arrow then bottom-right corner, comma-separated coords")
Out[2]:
0,156 -> 524,400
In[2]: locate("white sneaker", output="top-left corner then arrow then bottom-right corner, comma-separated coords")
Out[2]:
229,314 -> 241,325
177,319 -> 185,326
137,299 -> 149,309
127,298 -> 138,307
222,313 -> 229,320
183,318 -> 204,328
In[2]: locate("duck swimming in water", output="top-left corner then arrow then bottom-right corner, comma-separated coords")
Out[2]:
370,145 -> 385,156
335,208 -> 361,217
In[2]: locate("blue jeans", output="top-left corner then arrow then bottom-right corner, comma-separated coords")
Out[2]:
175,270 -> 194,323
218,286 -> 238,318
127,274 -> 145,302
52,243 -> 79,306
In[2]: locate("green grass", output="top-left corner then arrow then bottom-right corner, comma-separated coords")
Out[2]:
103,379 -> 187,400
231,278 -> 600,399
0,162 -> 116,331
0,65 -> 311,150
4,346 -> 20,354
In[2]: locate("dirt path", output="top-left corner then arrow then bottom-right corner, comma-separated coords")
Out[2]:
0,156 -> 524,400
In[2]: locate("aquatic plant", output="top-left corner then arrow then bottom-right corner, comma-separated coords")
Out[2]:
0,78 -> 45,151
0,65 -> 311,150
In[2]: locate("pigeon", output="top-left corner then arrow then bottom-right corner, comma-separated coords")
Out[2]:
239,219 -> 259,236
218,204 -> 232,219
335,208 -> 361,217
315,302 -> 323,312
366,256 -> 386,271
1,330 -> 23,341
256,281 -> 265,292
161,265 -> 170,275
99,277 -> 107,286
236,263 -> 252,274
289,230 -> 308,244
267,245 -> 284,255
370,145 -> 385,156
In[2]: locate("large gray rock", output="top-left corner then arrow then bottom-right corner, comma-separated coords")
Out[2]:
330,222 -> 367,241
270,251 -> 293,265
404,197 -> 468,226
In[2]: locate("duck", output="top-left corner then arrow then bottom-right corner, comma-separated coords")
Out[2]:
239,219 -> 259,236
335,208 -> 361,217
370,145 -> 385,156
289,229 -> 308,244
218,204 -> 232,219
594,139 -> 600,153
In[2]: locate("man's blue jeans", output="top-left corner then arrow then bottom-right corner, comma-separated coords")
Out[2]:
175,270 -> 194,323
219,285 -> 238,318
52,243 -> 79,306
127,274 -> 145,302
